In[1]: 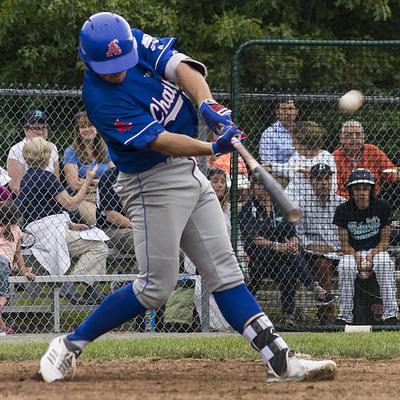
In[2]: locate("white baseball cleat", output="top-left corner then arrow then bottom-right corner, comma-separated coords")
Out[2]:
266,351 -> 336,383
39,335 -> 81,383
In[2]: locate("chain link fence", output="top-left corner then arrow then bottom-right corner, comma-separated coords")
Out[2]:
231,40 -> 400,330
0,86 -> 231,335
1,40 -> 400,334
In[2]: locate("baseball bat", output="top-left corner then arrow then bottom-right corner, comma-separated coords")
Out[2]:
231,138 -> 302,223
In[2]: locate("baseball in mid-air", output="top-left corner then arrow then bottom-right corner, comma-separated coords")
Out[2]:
338,90 -> 364,113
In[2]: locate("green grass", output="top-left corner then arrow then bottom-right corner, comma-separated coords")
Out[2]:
1,332 -> 400,361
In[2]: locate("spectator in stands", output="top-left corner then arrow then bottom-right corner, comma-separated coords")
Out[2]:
333,120 -> 398,199
238,174 -> 337,326
96,167 -> 135,256
259,99 -> 298,164
206,131 -> 250,193
295,163 -> 345,323
7,110 -> 59,195
18,137 -> 109,305
333,168 -> 398,325
0,167 -> 12,201
207,167 -> 231,234
64,111 -> 114,224
0,201 -> 35,334
266,121 -> 337,202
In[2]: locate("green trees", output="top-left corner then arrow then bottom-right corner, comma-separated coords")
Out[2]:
0,0 -> 397,87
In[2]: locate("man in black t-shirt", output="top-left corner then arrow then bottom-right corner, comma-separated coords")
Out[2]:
333,168 -> 398,325
239,177 -> 337,327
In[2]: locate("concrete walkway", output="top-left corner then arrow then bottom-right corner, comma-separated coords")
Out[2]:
0,331 -> 238,345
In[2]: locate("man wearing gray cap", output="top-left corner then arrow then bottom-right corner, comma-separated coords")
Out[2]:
295,163 -> 345,323
7,110 -> 59,194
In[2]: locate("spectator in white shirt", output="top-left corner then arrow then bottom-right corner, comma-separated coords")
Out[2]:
7,110 -> 59,194
266,121 -> 337,202
295,163 -> 345,323
259,100 -> 298,165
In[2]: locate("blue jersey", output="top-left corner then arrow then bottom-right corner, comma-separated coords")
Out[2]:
82,29 -> 199,173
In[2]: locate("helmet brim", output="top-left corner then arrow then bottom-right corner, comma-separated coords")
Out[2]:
84,49 -> 138,74
347,179 -> 375,186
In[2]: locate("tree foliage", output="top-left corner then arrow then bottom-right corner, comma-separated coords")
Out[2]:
0,0 -> 398,88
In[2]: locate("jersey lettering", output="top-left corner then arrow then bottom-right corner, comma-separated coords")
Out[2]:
149,80 -> 183,125
348,216 -> 381,240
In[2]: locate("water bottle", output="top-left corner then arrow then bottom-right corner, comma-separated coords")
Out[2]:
144,309 -> 156,332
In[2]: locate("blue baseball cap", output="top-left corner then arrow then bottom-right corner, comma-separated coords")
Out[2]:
24,110 -> 47,127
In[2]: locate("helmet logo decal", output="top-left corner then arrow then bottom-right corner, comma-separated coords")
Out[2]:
106,39 -> 122,57
114,118 -> 133,133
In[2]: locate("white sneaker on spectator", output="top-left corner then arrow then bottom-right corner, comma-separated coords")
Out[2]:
39,335 -> 81,382
266,351 -> 336,383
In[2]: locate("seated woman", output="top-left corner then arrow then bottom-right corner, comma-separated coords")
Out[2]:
238,174 -> 337,326
63,111 -> 114,224
206,130 -> 250,200
0,166 -> 12,201
18,137 -> 109,305
7,110 -> 59,195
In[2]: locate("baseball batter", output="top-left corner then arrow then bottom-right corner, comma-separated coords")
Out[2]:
39,12 -> 336,383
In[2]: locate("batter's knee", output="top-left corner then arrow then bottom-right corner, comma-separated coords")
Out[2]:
134,276 -> 177,309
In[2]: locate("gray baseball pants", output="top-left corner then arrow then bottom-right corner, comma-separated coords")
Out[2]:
115,157 -> 244,309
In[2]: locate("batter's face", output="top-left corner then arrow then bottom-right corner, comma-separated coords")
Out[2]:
210,173 -> 227,201
99,71 -> 127,84
340,125 -> 365,157
78,116 -> 97,141
25,123 -> 49,139
351,184 -> 371,209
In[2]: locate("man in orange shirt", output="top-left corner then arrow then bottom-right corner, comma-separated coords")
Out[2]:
333,120 -> 398,199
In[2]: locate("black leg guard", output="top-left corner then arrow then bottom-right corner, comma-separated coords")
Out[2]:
243,313 -> 290,377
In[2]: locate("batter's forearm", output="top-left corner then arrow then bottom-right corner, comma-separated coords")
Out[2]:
149,131 -> 212,156
176,62 -> 212,105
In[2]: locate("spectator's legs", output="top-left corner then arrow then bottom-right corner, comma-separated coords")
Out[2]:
66,230 -> 108,276
0,298 -> 7,329
0,255 -> 10,331
65,230 -> 109,302
373,252 -> 398,320
103,227 -> 135,255
289,254 -> 317,290
337,255 -> 358,323
308,256 -> 336,323
269,256 -> 297,317
247,259 -> 265,296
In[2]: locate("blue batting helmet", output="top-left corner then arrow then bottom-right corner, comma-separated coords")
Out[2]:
79,12 -> 138,74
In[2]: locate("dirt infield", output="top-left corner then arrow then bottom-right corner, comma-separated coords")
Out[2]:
1,358 -> 398,400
